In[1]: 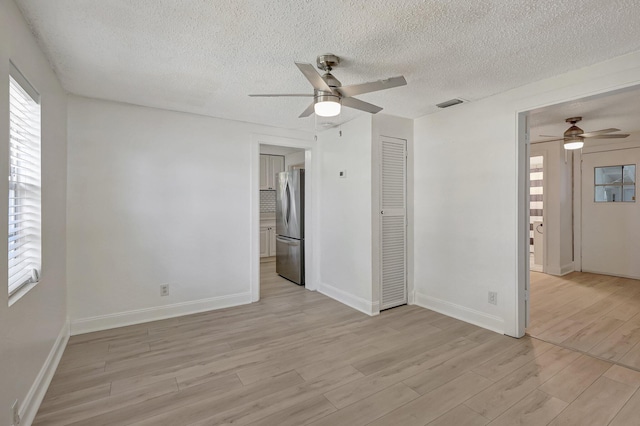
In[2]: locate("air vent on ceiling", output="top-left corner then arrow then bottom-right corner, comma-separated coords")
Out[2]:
436,98 -> 464,108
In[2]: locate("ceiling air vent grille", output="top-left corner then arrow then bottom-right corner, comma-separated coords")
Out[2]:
436,98 -> 464,108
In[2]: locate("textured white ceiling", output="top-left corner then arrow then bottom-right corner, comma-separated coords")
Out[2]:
14,0 -> 640,131
529,85 -> 640,143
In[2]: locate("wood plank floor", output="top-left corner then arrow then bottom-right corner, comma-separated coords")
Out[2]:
529,271 -> 640,372
35,265 -> 640,425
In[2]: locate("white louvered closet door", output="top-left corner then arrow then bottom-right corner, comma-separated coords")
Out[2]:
380,138 -> 407,310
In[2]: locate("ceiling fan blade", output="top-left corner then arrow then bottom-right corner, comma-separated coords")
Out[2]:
538,135 -> 560,138
579,128 -> 620,137
342,97 -> 383,114
299,102 -> 315,118
337,76 -> 407,97
531,138 -> 565,144
295,62 -> 333,92
586,134 -> 630,139
580,128 -> 621,137
249,94 -> 313,97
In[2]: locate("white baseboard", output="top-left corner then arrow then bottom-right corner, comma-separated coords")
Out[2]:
318,282 -> 379,316
581,268 -> 640,280
20,321 -> 69,426
561,262 -> 575,276
546,262 -> 575,276
70,292 -> 252,335
413,292 -> 504,334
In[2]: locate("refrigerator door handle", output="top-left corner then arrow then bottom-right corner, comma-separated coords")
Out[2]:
276,236 -> 296,245
285,181 -> 291,226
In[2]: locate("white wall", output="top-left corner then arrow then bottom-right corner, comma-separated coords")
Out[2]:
0,0 -> 68,424
285,150 -> 306,170
67,96 -> 312,333
316,115 -> 376,314
414,51 -> 640,336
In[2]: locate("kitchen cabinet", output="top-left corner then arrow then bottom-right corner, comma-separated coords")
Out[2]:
269,227 -> 276,256
260,222 -> 277,257
259,226 -> 269,257
260,155 -> 285,190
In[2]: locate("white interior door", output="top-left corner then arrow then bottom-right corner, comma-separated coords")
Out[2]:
581,148 -> 639,279
380,138 -> 407,310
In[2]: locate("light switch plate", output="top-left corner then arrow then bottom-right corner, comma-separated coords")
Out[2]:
339,170 -> 347,178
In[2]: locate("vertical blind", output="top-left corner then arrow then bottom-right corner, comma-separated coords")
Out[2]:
8,71 -> 41,296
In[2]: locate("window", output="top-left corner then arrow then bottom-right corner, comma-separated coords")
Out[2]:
594,165 -> 636,203
8,63 -> 41,298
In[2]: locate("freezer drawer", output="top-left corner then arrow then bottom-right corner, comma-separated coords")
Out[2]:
276,236 -> 304,285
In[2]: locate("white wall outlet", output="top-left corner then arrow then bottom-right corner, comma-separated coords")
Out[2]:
488,291 -> 498,305
12,399 -> 20,425
339,170 -> 347,178
160,284 -> 169,297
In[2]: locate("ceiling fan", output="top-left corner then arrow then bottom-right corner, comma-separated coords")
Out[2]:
249,54 -> 407,118
533,117 -> 630,150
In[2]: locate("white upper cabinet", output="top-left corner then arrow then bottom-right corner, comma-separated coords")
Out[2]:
259,155 -> 270,190
260,155 -> 285,190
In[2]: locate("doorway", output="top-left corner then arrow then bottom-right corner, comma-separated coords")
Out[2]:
251,135 -> 315,303
518,85 -> 640,368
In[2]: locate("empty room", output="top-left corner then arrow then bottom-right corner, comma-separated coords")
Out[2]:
3,1 -> 640,425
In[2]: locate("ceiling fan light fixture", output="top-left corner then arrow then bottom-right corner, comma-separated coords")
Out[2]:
314,93 -> 341,117
314,100 -> 341,117
564,137 -> 584,150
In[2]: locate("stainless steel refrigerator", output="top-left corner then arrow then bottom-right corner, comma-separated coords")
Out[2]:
276,170 -> 304,285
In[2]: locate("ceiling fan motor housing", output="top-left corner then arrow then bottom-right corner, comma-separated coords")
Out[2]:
317,70 -> 341,102
564,125 -> 584,138
315,92 -> 340,104
321,72 -> 341,90
563,116 -> 583,140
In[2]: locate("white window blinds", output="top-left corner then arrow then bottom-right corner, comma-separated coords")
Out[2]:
9,68 -> 41,296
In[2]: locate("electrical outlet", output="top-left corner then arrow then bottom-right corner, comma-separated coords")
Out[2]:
160,284 -> 169,297
12,399 -> 20,425
488,291 -> 498,305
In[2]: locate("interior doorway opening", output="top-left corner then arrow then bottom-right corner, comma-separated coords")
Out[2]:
518,84 -> 640,369
255,141 -> 312,301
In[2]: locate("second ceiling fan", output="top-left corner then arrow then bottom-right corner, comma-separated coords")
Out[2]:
533,117 -> 630,150
249,54 -> 407,118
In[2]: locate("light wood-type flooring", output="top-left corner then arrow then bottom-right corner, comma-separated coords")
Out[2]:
529,271 -> 640,372
35,264 -> 640,425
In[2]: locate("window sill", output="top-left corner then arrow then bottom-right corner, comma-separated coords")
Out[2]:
8,280 -> 38,307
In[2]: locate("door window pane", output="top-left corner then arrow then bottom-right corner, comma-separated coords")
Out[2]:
623,185 -> 636,202
595,166 -> 623,185
594,165 -> 636,202
623,165 -> 636,184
